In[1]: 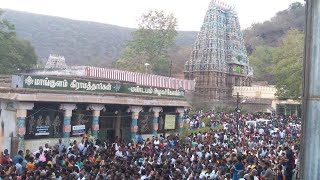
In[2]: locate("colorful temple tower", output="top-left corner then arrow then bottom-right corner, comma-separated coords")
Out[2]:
184,0 -> 253,103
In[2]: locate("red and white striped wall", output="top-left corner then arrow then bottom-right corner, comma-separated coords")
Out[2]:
84,66 -> 195,91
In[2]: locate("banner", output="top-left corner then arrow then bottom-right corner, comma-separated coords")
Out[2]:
72,125 -> 86,135
164,115 -> 176,130
13,75 -> 185,98
35,126 -> 50,136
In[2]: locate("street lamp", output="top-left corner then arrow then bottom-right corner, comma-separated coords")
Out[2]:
235,92 -> 241,138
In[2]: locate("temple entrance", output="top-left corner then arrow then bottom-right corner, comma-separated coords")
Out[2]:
98,129 -> 115,142
99,111 -> 116,142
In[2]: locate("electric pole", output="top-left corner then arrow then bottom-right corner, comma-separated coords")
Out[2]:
300,0 -> 320,179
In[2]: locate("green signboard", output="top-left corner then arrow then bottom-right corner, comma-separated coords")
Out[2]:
18,75 -> 185,98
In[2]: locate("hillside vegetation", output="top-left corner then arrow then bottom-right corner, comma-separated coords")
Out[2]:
3,10 -> 197,67
246,2 -> 305,100
243,2 -> 305,55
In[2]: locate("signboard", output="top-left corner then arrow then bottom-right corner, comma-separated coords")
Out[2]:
13,75 -> 185,98
164,115 -> 176,130
71,109 -> 92,136
35,126 -> 50,136
138,112 -> 153,134
72,125 -> 86,136
25,108 -> 64,139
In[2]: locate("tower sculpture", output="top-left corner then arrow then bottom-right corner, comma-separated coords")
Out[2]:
44,54 -> 68,69
184,0 -> 253,102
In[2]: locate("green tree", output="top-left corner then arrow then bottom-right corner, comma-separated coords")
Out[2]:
0,9 -> 37,74
249,46 -> 275,83
168,46 -> 193,78
272,29 -> 304,100
115,10 -> 177,76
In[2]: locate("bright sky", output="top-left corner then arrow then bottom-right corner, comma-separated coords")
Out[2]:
0,0 -> 304,31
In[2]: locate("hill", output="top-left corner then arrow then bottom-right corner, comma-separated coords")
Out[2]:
243,2 -> 305,55
2,10 -> 198,67
245,2 -> 305,85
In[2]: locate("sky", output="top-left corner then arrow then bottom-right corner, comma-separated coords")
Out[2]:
0,0 -> 304,31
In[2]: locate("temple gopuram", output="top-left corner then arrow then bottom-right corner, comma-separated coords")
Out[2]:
184,0 -> 253,103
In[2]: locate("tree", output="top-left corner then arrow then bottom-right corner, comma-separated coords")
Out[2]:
249,46 -> 275,83
168,46 -> 193,78
115,10 -> 177,76
0,9 -> 37,74
243,2 -> 305,55
272,29 -> 304,100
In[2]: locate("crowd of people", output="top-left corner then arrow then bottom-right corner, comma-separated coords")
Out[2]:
0,111 -> 301,180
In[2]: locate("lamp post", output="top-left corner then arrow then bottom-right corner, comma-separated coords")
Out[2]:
235,92 -> 241,138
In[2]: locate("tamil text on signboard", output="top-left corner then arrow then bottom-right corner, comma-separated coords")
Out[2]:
72,125 -> 86,136
13,75 -> 185,98
35,126 -> 50,136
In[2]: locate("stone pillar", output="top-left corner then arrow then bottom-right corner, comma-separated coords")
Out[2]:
127,106 -> 143,142
60,104 -> 77,138
88,104 -> 105,138
15,102 -> 34,152
176,108 -> 184,133
150,107 -> 163,136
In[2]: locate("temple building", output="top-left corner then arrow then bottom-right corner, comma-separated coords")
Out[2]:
0,56 -> 194,155
184,0 -> 253,103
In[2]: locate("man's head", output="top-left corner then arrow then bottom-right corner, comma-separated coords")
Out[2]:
264,161 -> 270,169
18,158 -> 23,164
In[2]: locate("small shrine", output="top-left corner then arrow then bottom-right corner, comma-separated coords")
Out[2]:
44,54 -> 68,69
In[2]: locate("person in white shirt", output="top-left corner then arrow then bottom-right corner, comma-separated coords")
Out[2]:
153,137 -> 160,149
77,172 -> 85,180
279,130 -> 285,139
115,147 -> 124,158
78,139 -> 85,153
140,169 -> 150,180
199,166 -> 208,179
43,143 -> 51,152
205,167 -> 217,179
190,120 -> 195,129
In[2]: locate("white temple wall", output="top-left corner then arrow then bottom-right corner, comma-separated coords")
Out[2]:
0,101 -> 17,153
25,137 -> 83,153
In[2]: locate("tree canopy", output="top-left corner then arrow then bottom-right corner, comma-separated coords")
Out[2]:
249,46 -> 275,84
114,10 -> 178,76
245,2 -> 305,100
0,9 -> 37,74
272,29 -> 304,100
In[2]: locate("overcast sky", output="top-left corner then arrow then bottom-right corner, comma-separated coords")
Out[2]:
0,0 -> 304,31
